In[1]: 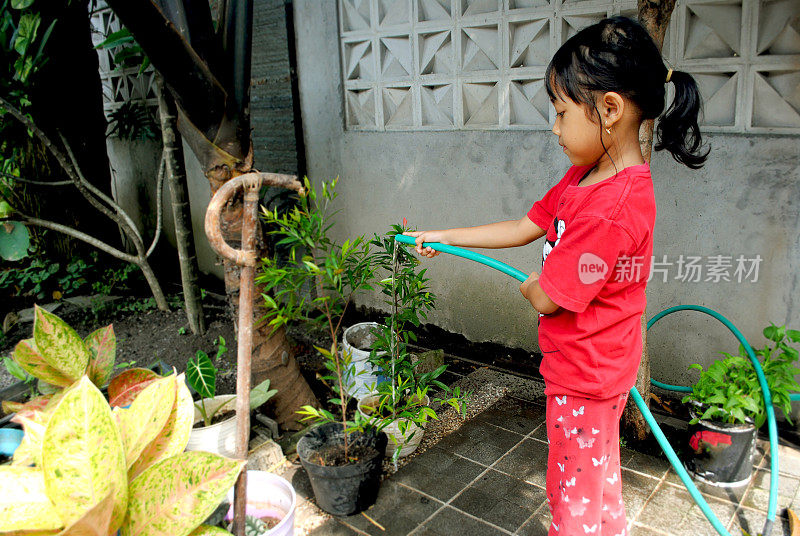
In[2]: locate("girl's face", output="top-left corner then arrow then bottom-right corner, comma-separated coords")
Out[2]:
550,91 -> 606,166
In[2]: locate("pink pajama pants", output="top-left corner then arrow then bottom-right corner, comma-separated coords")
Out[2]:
545,392 -> 629,536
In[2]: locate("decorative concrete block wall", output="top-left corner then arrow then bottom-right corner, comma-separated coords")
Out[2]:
339,0 -> 800,133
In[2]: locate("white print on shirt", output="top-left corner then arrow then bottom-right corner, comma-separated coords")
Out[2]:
542,217 -> 566,264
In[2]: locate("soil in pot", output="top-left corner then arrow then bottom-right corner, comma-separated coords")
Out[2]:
297,422 -> 387,516
192,409 -> 235,429
313,441 -> 381,466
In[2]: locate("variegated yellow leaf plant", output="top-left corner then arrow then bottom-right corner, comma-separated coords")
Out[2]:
2,305 -> 117,415
0,375 -> 242,536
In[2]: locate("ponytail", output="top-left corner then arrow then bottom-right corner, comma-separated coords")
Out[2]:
654,69 -> 710,169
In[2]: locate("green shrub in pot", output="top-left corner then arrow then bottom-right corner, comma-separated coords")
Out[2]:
364,226 -> 470,462
681,324 -> 800,486
682,324 -> 800,427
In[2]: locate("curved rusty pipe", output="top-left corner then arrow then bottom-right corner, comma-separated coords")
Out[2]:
204,171 -> 302,536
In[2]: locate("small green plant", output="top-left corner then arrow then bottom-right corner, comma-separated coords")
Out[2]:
178,327 -> 187,335
257,177 -> 379,458
363,224 -> 470,461
185,350 -> 277,427
214,336 -> 227,361
683,324 -> 800,427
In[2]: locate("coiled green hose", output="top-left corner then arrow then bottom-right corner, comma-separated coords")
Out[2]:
394,234 -> 777,536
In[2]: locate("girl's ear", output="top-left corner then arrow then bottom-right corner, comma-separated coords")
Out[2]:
600,92 -> 625,129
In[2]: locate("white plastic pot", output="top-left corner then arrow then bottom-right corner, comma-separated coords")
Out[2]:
226,471 -> 296,536
342,323 -> 385,399
186,395 -> 238,458
358,393 -> 428,458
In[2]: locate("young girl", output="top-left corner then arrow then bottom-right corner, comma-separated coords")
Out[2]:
406,16 -> 708,536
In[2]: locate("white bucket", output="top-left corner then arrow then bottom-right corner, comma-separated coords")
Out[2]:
342,323 -> 385,399
226,471 -> 296,536
186,395 -> 238,458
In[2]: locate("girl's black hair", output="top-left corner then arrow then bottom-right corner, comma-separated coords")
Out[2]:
545,16 -> 709,169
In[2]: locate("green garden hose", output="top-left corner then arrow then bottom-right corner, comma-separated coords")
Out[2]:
394,234 -> 777,536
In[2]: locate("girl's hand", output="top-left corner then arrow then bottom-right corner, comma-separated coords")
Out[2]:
519,271 -> 540,301
403,230 -> 447,258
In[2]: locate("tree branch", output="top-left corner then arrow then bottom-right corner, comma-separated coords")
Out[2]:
0,171 -> 71,186
146,152 -> 166,258
59,133 -> 145,250
4,214 -> 137,263
0,94 -> 144,250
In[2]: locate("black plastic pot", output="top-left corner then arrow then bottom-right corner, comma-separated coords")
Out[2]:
685,412 -> 757,487
297,422 -> 386,516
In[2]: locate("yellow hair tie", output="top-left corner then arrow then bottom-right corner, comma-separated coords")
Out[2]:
666,68 -> 673,83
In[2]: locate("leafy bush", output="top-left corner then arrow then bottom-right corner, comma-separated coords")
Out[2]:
682,324 -> 800,427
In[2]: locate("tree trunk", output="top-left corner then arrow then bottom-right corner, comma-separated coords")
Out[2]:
621,1 -> 679,440
155,74 -> 206,335
215,184 -> 318,431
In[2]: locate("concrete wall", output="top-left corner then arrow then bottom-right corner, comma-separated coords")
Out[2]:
292,1 -> 800,389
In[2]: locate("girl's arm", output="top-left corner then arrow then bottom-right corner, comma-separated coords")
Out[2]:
405,217 -> 546,258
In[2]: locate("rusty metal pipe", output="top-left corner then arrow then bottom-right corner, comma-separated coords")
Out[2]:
204,171 -> 302,536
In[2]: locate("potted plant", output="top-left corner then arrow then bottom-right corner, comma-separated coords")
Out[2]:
257,177 -> 386,516
223,470 -> 297,536
184,349 -> 278,458
681,323 -> 800,487
2,304 -> 117,416
0,373 -> 245,535
358,226 -> 469,463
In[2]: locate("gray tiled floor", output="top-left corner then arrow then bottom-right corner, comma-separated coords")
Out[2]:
287,386 -> 800,535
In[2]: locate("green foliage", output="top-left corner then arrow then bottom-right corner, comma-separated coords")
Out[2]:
0,0 -> 57,262
0,251 -> 142,302
364,225 -> 470,459
683,324 -> 800,428
0,220 -> 29,260
105,100 -> 158,141
186,346 -> 277,427
258,177 -> 379,440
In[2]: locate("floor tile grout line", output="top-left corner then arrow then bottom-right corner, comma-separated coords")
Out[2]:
512,499 -> 550,535
408,430 -> 533,535
629,469 -> 670,531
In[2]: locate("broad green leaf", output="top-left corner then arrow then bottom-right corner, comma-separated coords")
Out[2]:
42,377 -> 127,532
0,221 -> 30,260
85,325 -> 116,387
249,379 -> 278,410
188,525 -> 234,536
108,368 -> 160,407
122,451 -> 244,536
57,490 -> 115,536
186,350 -> 216,400
12,338 -> 73,387
4,354 -> 28,381
11,0 -> 35,8
115,375 -> 176,469
0,466 -> 63,531
33,306 -> 90,382
14,13 -> 40,55
128,374 -> 194,480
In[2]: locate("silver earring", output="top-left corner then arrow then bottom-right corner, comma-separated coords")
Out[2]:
605,126 -> 612,135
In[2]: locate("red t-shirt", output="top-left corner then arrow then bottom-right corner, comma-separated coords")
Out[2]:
527,163 -> 656,399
